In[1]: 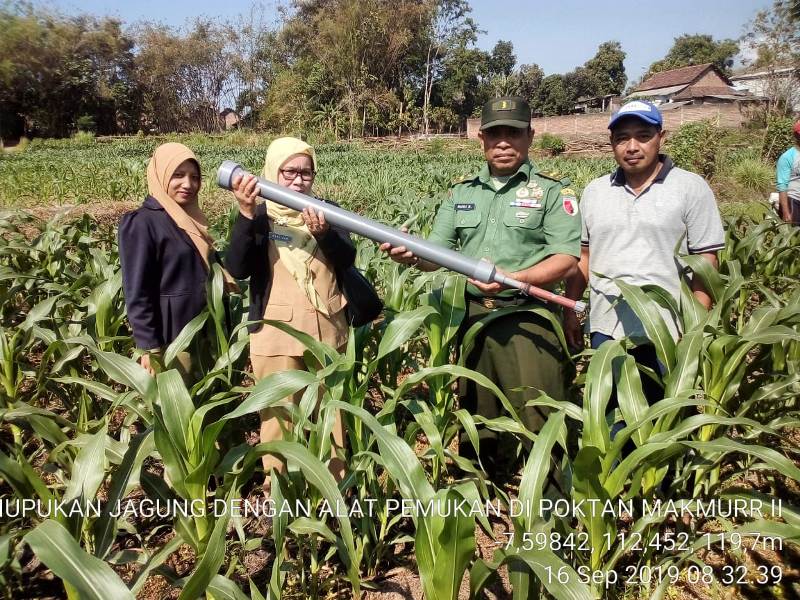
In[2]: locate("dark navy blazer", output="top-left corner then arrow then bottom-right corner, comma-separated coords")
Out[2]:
118,196 -> 208,350
224,200 -> 356,333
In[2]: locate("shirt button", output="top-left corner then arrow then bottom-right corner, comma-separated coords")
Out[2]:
519,219 -> 525,224
460,219 -> 465,224
484,247 -> 490,252
490,218 -> 496,223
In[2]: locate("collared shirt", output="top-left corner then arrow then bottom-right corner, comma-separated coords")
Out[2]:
429,159 -> 581,297
580,155 -> 725,341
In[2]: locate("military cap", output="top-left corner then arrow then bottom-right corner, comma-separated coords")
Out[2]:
480,96 -> 531,130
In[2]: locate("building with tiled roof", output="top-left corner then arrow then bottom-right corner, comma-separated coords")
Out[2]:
730,65 -> 800,112
629,63 -> 757,107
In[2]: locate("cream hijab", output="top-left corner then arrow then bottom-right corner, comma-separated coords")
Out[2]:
147,142 -> 237,288
262,137 -> 329,315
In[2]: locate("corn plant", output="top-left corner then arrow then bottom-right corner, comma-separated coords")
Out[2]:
3,139 -> 800,600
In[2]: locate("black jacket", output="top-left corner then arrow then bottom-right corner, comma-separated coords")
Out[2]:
119,196 -> 209,350
224,200 -> 356,333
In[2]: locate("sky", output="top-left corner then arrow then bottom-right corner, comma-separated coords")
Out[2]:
45,0 -> 772,81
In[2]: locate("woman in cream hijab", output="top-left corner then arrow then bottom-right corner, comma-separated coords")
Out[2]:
225,137 -> 355,494
119,142 -> 226,378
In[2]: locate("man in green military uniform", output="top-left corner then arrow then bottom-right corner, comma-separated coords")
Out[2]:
381,96 -> 581,474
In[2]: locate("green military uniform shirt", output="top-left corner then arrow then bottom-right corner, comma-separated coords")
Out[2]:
428,159 -> 581,297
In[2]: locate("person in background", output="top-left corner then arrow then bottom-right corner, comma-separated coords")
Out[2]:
776,120 -> 800,225
225,137 -> 355,495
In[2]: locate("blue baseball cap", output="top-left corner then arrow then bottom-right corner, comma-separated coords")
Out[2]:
608,100 -> 663,130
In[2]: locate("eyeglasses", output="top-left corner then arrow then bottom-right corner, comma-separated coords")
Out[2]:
279,168 -> 316,182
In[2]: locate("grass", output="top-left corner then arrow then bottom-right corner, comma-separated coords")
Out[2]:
729,157 -> 774,193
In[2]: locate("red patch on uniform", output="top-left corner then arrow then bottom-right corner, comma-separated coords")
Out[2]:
562,197 -> 577,216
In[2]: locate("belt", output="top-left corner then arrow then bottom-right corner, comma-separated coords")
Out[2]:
467,293 -> 536,309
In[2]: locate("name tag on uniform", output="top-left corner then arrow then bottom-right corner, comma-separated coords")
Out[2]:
510,199 -> 541,208
515,211 -> 530,219
269,232 -> 292,243
455,203 -> 475,211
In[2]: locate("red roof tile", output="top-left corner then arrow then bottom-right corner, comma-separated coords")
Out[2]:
635,63 -> 714,92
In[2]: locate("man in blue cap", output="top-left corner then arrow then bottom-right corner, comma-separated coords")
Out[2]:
564,100 -> 724,404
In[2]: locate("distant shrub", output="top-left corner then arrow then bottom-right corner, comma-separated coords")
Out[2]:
665,119 -> 721,178
535,133 -> 565,155
305,128 -> 340,146
219,129 -> 264,148
425,137 -> 447,155
730,157 -> 773,193
71,130 -> 96,146
76,114 -> 96,133
761,116 -> 795,163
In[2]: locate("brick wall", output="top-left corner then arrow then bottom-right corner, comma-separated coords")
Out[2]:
466,102 -> 750,139
693,70 -> 728,87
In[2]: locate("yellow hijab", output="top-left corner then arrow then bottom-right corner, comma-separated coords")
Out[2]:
147,142 -> 237,289
262,137 -> 328,315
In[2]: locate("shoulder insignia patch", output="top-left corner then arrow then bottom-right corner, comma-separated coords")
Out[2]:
538,170 -> 562,182
451,173 -> 475,186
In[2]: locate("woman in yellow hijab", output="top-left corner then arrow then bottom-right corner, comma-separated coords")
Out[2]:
225,137 -> 355,494
119,142 -> 226,378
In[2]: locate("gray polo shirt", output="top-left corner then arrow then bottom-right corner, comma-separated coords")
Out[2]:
580,156 -> 725,341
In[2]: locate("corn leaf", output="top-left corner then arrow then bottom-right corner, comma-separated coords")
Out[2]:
24,520 -> 134,600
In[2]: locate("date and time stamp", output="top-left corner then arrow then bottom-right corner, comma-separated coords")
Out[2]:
494,526 -> 788,588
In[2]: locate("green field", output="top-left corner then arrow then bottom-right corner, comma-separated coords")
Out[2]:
0,134 -> 617,213
0,134 -> 798,599
0,133 -> 777,223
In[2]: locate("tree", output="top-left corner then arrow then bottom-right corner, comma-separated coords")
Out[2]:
482,40 -> 517,99
224,5 -> 285,121
584,41 -> 626,95
534,42 -> 627,115
563,67 -> 599,102
742,0 -> 800,117
438,44 -> 489,125
0,5 -> 141,137
259,57 -> 321,133
488,40 -> 515,77
532,74 -> 571,116
743,0 -> 799,70
429,105 -> 459,132
646,34 -> 739,77
135,19 -> 238,132
515,63 -> 544,105
420,0 -> 479,135
279,0 -> 431,137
